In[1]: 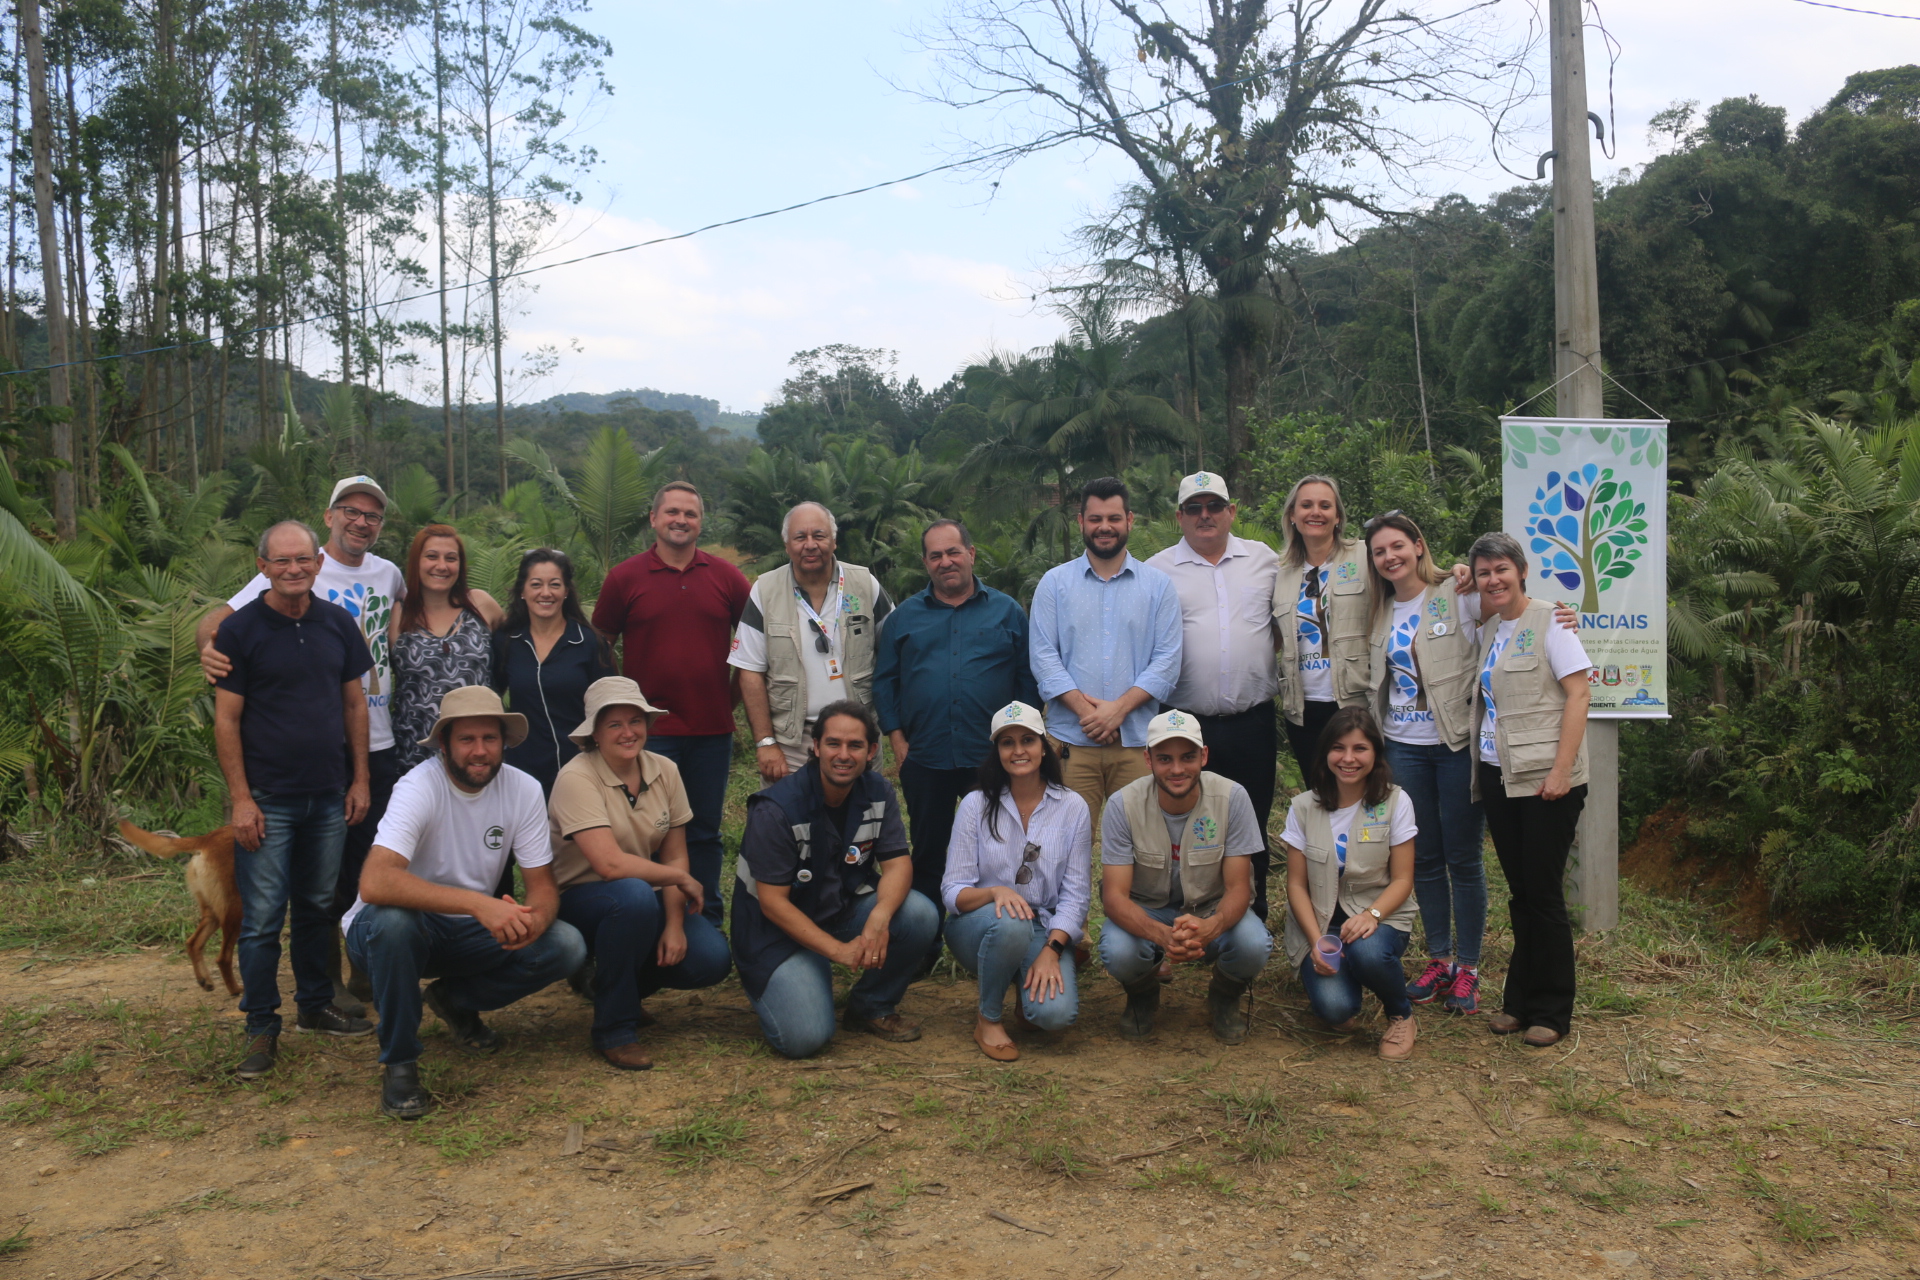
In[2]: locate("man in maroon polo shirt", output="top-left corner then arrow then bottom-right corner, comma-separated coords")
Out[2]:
592,481 -> 751,925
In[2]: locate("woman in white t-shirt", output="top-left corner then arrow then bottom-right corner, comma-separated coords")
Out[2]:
1280,706 -> 1421,1060
1468,531 -> 1593,1049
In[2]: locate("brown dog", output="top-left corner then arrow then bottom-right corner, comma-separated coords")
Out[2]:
117,819 -> 241,996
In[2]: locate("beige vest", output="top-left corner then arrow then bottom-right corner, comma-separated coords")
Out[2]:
1367,580 -> 1480,753
756,561 -> 881,747
1281,786 -> 1418,968
1273,536 -> 1375,723
1479,597 -> 1590,798
1118,771 -> 1238,917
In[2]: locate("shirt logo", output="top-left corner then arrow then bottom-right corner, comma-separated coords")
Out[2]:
1335,562 -> 1358,583
842,593 -> 862,614
1165,712 -> 1187,728
1515,628 -> 1537,655
1427,595 -> 1449,619
1193,472 -> 1211,487
484,825 -> 505,851
1364,802 -> 1388,822
1002,704 -> 1021,720
1192,815 -> 1217,843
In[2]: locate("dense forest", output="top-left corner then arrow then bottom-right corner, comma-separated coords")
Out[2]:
1,0 -> 1918,950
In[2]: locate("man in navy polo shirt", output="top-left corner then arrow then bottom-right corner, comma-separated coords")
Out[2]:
213,521 -> 375,1079
591,481 -> 750,925
873,519 -> 1037,955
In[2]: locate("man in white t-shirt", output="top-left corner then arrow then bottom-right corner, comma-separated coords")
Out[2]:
344,687 -> 586,1120
198,475 -> 408,1015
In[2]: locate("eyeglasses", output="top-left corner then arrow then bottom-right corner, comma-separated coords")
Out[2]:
1180,499 -> 1229,517
331,505 -> 384,527
1363,509 -> 1405,532
264,555 -> 318,571
1014,841 -> 1042,885
806,617 -> 831,654
1301,564 -> 1323,601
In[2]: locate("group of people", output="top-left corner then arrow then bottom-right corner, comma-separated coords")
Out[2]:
204,465 -> 1594,1119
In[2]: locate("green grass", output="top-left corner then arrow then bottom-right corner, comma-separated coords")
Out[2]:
653,1112 -> 747,1167
1131,1158 -> 1235,1196
0,1227 -> 32,1255
0,844 -> 198,954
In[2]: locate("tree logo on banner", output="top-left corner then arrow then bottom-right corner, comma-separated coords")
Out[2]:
1523,464 -> 1649,612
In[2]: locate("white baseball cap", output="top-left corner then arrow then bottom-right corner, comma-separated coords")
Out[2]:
1176,471 -> 1232,507
988,701 -> 1047,741
1145,708 -> 1205,750
329,474 -> 389,510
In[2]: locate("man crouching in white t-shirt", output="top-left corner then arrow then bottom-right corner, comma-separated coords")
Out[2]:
344,686 -> 587,1119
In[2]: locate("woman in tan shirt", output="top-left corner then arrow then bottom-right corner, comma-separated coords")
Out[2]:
549,678 -> 731,1070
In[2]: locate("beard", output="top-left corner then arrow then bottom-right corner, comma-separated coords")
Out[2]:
449,756 -> 501,790
1082,528 -> 1129,560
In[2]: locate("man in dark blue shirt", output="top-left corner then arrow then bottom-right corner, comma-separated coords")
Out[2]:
213,521 -> 375,1080
873,520 -> 1038,958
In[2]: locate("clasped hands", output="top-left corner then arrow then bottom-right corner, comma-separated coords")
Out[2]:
1153,912 -> 1221,964
1074,695 -> 1128,745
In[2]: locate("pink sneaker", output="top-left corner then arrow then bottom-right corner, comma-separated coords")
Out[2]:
1444,967 -> 1482,1015
1379,1014 -> 1418,1060
1407,959 -> 1454,1005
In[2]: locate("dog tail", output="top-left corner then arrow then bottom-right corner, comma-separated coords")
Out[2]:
117,819 -> 198,860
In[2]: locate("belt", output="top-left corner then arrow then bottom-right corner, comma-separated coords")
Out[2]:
1188,703 -> 1276,722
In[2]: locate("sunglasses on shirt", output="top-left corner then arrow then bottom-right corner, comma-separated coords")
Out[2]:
1014,841 -> 1042,885
806,617 -> 830,654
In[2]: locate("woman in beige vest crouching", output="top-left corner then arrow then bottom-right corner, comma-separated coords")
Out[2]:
1468,532 -> 1593,1049
1281,706 -> 1421,1059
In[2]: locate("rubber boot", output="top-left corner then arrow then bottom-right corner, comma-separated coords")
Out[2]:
1207,969 -> 1251,1045
1118,976 -> 1160,1040
326,928 -> 367,1019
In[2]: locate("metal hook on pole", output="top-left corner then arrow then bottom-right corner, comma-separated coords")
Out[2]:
1536,150 -> 1558,180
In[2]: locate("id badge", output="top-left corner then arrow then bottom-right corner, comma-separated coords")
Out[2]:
826,656 -> 845,681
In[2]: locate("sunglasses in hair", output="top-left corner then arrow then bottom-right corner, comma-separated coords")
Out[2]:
1014,840 -> 1043,885
1363,509 -> 1406,532
806,617 -> 831,654
1180,499 -> 1229,516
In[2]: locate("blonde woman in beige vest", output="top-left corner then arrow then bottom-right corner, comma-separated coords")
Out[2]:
1468,531 -> 1593,1049
1272,476 -> 1374,784
1281,705 -> 1420,1059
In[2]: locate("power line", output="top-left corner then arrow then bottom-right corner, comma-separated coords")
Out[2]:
1785,0 -> 1920,18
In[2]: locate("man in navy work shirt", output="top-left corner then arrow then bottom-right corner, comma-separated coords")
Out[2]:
213,520 -> 375,1081
730,700 -> 940,1058
874,519 -> 1038,953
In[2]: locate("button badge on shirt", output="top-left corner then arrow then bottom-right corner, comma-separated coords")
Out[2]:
797,869 -> 813,883
1431,622 -> 1447,637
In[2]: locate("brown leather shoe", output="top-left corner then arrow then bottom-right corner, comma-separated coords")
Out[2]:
1489,1012 -> 1523,1035
1521,1025 -> 1564,1048
600,1043 -> 653,1071
844,1011 -> 923,1043
973,1020 -> 1019,1062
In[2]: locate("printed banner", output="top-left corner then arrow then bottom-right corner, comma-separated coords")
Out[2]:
1500,417 -> 1669,720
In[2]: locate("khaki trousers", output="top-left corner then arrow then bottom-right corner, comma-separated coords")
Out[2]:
1051,738 -> 1148,847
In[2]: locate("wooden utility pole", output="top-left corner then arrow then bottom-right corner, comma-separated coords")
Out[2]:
19,0 -> 73,539
1548,0 -> 1618,931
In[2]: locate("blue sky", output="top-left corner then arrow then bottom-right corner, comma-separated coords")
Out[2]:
484,0 -> 1918,413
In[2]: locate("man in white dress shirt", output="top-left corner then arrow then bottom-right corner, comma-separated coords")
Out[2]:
1146,471 -> 1282,922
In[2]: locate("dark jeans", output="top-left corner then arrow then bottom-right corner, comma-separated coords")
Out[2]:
647,733 -> 735,926
346,905 -> 587,1064
332,746 -> 399,918
236,790 -> 346,1037
1384,740 -> 1487,966
1297,915 -> 1413,1023
557,878 -> 732,1049
1283,699 -> 1340,789
897,757 -> 978,952
1191,703 -> 1278,922
1479,762 -> 1587,1036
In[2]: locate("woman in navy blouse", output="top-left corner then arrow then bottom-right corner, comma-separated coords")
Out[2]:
490,548 -> 616,796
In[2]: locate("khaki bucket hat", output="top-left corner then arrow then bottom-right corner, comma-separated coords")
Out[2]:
568,677 -> 667,750
420,685 -> 529,748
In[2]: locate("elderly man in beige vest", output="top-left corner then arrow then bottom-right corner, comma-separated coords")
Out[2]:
731,502 -> 895,783
1097,710 -> 1273,1044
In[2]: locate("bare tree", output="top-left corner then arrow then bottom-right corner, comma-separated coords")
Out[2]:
18,0 -> 73,538
917,0 -> 1534,480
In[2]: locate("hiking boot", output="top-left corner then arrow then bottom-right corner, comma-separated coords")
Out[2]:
345,958 -> 374,1006
296,1003 -> 374,1037
600,1043 -> 654,1071
380,1061 -> 433,1120
1443,967 -> 1482,1015
234,1033 -> 278,1080
1406,959 -> 1454,1005
1379,1014 -> 1418,1061
1119,977 -> 1161,1040
1207,971 -> 1251,1045
843,1010 -> 922,1043
424,981 -> 500,1053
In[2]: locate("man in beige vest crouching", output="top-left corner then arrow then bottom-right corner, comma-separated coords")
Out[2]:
1097,710 -> 1273,1044
732,502 -> 895,782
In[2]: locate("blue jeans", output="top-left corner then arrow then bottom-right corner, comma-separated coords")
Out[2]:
558,878 -> 732,1049
748,890 -> 941,1059
1384,740 -> 1487,966
1298,922 -> 1413,1022
345,905 -> 587,1064
1100,905 -> 1273,986
944,905 -> 1078,1030
646,734 -> 734,926
236,790 -> 347,1037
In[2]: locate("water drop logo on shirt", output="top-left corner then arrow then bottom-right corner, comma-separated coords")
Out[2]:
1296,567 -> 1330,667
1387,613 -> 1421,704
1334,830 -> 1348,871
1192,815 -> 1218,843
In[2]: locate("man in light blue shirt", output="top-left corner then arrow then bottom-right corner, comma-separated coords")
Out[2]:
1029,476 -> 1183,843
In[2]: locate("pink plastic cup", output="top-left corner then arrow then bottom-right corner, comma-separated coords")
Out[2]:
1314,934 -> 1344,972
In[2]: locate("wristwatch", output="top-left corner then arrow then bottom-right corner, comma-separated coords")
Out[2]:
755,736 -> 777,748
1047,937 -> 1068,956
1367,907 -> 1383,920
